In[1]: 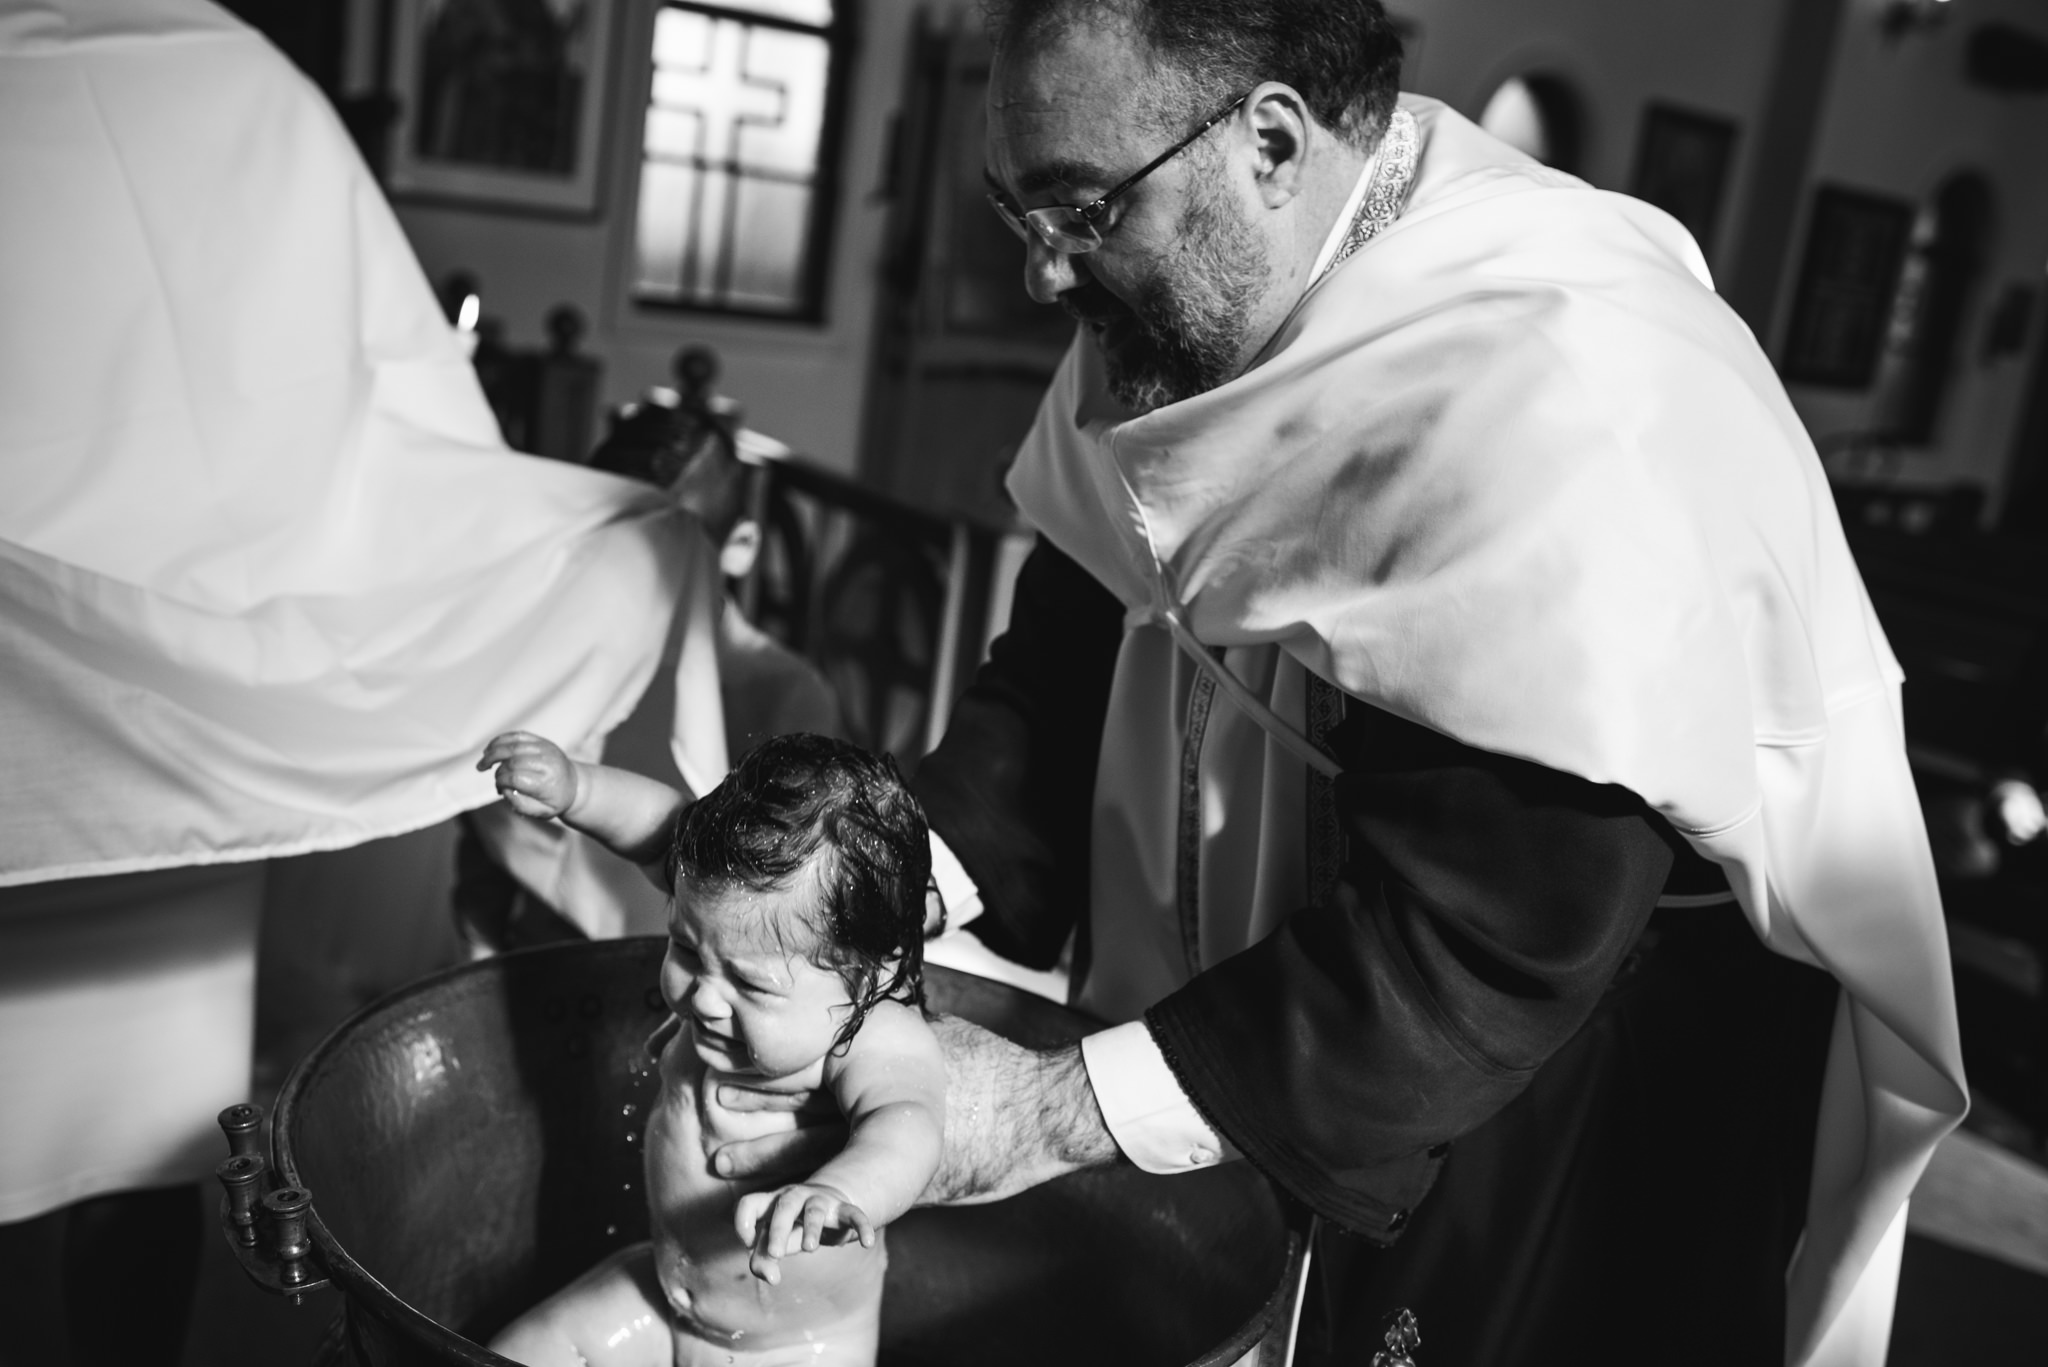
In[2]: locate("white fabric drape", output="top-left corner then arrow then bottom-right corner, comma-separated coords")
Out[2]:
1009,96 -> 1965,1366
0,0 -> 728,887
0,864 -> 262,1221
0,0 -> 727,1217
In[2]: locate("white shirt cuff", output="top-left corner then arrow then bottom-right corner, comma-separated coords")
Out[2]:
1080,1020 -> 1240,1174
927,832 -> 984,932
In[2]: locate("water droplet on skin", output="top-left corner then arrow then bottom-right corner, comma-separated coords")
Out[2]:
622,1103 -> 637,1117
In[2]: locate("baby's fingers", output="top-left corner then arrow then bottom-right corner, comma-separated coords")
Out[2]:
766,1189 -> 807,1260
746,1193 -> 791,1285
476,732 -> 531,769
501,788 -> 559,820
733,1190 -> 770,1246
800,1196 -> 832,1252
845,1203 -> 875,1250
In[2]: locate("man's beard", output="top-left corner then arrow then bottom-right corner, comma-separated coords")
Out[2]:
1064,179 -> 1272,415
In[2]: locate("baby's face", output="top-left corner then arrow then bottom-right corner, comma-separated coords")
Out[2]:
660,875 -> 852,1079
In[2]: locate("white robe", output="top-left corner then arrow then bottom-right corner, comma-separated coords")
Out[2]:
1010,96 -> 1965,1367
0,0 -> 726,1215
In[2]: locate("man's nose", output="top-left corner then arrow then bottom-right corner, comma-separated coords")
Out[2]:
1023,235 -> 1082,306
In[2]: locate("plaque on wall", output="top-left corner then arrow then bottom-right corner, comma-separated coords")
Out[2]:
1629,103 -> 1738,255
1781,186 -> 1916,389
384,0 -> 616,216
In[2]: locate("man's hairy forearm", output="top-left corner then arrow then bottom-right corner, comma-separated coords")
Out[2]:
919,1016 -> 1121,1206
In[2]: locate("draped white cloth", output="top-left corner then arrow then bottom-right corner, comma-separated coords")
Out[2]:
0,0 -> 728,888
1010,96 -> 1965,1366
0,0 -> 726,1217
0,863 -> 263,1220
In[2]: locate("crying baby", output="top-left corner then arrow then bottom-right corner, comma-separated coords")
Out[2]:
482,733 -> 946,1367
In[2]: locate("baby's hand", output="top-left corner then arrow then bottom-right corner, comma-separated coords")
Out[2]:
477,731 -> 580,820
733,1183 -> 874,1285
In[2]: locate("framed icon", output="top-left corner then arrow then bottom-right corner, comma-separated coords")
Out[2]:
384,0 -> 617,216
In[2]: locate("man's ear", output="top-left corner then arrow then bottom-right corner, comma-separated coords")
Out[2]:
1246,83 -> 1311,208
720,519 -> 762,580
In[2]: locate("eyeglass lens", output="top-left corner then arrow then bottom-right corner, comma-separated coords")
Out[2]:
986,195 -> 1104,254
984,90 -> 1246,257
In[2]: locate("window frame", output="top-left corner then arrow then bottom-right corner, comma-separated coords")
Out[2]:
628,0 -> 859,324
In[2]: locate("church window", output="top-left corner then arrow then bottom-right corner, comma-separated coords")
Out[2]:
631,0 -> 850,320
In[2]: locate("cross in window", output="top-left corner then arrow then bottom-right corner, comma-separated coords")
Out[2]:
660,15 -> 787,168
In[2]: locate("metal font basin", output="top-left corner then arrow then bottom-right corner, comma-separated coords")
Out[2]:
274,939 -> 1304,1366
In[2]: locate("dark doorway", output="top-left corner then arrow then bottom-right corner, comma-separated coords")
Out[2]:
1999,266 -> 2048,539
1872,173 -> 1996,444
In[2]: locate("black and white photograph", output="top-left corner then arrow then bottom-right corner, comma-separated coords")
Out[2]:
3,1 -> 2046,1365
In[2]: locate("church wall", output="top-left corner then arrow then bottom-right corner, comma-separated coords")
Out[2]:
356,0 -> 2044,508
1390,0 -> 1786,284
370,0 -> 1796,474
1774,0 -> 2048,513
371,0 -> 973,475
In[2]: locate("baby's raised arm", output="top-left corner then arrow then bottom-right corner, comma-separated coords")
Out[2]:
733,1001 -> 945,1283
478,731 -> 687,876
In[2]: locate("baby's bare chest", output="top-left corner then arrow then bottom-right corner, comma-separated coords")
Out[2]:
643,1038 -> 879,1344
643,1035 -> 826,1244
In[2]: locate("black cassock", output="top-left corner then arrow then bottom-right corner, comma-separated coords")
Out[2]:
914,541 -> 1838,1365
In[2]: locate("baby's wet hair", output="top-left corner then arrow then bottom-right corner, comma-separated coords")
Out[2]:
668,734 -> 932,1053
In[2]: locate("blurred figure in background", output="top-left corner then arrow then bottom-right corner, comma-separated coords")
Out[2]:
592,382 -> 842,761
462,379 -> 842,952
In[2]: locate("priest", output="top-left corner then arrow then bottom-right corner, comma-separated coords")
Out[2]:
712,1 -> 1965,1362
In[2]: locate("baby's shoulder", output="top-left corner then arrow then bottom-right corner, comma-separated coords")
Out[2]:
824,1002 -> 945,1105
839,998 -> 939,1055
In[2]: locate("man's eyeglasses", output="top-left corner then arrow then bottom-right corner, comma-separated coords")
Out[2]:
985,93 -> 1250,255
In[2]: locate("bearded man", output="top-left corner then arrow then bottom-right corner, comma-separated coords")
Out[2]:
714,2 -> 1967,1361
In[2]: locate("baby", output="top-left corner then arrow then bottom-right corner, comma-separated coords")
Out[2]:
480,731 -> 946,1367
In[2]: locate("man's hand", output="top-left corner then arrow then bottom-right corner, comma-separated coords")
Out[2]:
477,731 -> 582,820
916,1015 -> 1121,1205
708,1015 -> 1121,1205
703,1080 -> 846,1182
734,1182 -> 872,1285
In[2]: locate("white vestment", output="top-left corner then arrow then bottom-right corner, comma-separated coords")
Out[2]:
0,0 -> 726,1216
1010,96 -> 1965,1367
